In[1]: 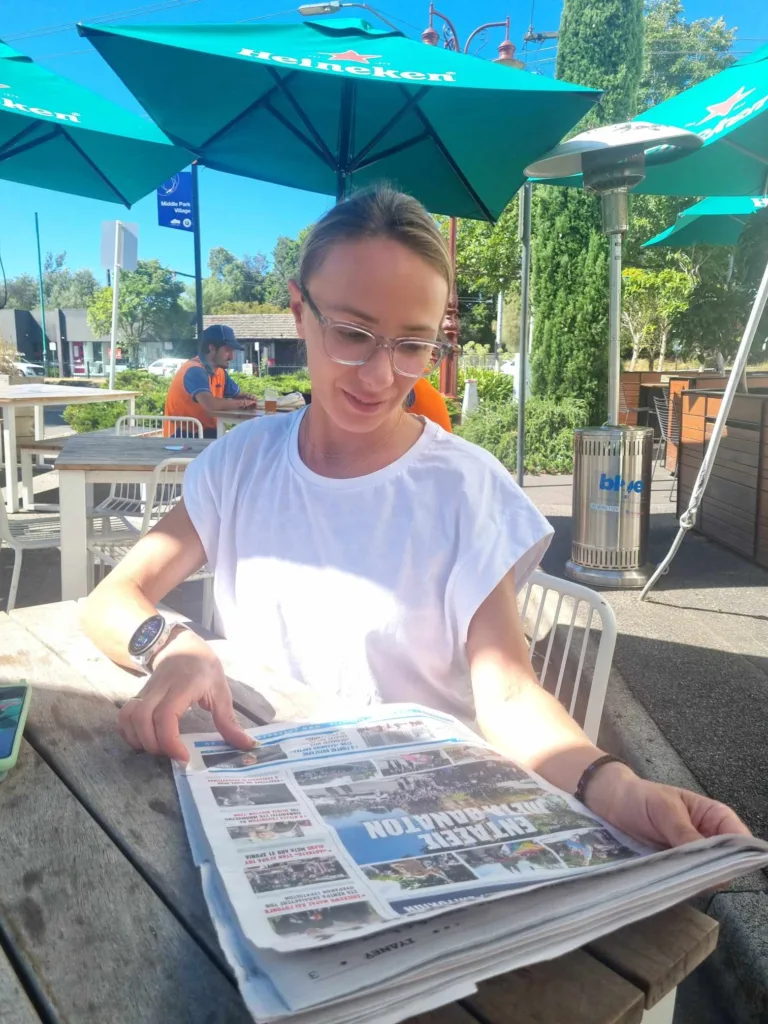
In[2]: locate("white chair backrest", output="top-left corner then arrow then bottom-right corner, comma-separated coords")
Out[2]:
518,570 -> 617,744
115,415 -> 203,438
140,457 -> 193,536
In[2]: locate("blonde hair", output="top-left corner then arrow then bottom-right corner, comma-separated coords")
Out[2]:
298,185 -> 453,296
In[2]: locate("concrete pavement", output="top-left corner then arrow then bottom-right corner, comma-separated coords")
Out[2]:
529,473 -> 768,1024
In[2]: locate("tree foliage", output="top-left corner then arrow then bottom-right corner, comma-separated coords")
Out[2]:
87,260 -> 192,361
531,0 -> 645,424
621,267 -> 692,369
3,251 -> 99,311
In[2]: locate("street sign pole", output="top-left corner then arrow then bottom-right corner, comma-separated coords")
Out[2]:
191,161 -> 204,346
109,221 -> 122,390
34,213 -> 50,374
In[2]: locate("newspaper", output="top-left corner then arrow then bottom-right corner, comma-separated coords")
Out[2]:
174,704 -> 768,1022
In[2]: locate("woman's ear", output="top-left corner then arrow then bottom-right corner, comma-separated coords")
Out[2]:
288,279 -> 306,339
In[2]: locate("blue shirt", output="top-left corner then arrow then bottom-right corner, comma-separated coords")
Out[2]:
183,358 -> 240,401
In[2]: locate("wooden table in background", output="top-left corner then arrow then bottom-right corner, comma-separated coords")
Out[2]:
0,602 -> 719,1024
0,383 -> 138,513
55,434 -> 212,601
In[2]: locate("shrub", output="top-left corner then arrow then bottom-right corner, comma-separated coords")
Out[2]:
62,370 -> 310,432
456,397 -> 589,475
230,371 -> 310,397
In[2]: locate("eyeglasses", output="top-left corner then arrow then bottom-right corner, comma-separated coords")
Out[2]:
301,286 -> 448,379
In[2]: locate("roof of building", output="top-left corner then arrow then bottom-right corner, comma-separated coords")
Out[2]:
202,313 -> 299,340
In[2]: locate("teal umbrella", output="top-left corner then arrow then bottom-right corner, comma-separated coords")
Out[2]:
643,195 -> 768,248
532,44 -> 768,197
78,18 -> 600,219
0,40 -> 191,205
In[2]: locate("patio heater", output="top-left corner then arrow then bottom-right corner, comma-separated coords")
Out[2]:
527,123 -> 702,588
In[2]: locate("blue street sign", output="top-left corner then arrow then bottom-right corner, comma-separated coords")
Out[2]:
157,171 -> 193,231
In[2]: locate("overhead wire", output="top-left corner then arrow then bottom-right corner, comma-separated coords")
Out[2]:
3,0 -> 207,43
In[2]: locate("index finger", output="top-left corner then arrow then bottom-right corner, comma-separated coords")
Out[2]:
152,690 -> 196,762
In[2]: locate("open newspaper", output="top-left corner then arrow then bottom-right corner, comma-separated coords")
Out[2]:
174,703 -> 768,1023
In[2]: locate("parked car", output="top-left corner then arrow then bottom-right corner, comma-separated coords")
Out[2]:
146,357 -> 185,377
13,361 -> 46,377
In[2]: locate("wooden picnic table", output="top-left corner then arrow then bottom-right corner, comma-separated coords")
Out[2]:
0,383 -> 138,513
215,408 -> 294,437
55,434 -> 212,602
0,601 -> 719,1024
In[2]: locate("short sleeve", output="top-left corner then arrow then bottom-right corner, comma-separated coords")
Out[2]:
223,372 -> 241,398
183,366 -> 211,398
447,467 -> 553,643
183,442 -> 223,566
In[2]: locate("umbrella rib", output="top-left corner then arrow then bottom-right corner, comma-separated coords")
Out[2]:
0,128 -> 60,165
403,88 -> 495,222
347,86 -> 430,172
353,131 -> 431,172
263,101 -> 337,169
60,131 -> 131,207
723,138 -> 768,167
197,71 -> 301,151
266,67 -> 337,168
0,118 -> 53,161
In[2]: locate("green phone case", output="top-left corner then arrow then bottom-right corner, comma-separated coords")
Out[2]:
0,681 -> 31,782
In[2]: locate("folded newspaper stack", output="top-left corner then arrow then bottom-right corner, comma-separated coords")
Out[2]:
174,704 -> 768,1024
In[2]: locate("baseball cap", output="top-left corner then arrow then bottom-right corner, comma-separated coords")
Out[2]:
202,323 -> 244,351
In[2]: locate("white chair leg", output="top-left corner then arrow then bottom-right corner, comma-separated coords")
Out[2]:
202,577 -> 214,631
8,548 -> 22,612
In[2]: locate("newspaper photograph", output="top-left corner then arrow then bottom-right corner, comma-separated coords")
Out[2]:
179,704 -> 660,950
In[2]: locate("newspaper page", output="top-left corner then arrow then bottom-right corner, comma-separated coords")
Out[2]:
180,704 -> 657,952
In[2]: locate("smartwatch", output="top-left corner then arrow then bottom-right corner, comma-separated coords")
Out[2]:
128,614 -> 186,672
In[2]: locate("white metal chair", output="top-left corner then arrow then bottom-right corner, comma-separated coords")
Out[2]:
519,570 -> 617,744
90,457 -> 214,629
89,415 -> 204,529
114,415 -> 203,438
0,500 -> 133,612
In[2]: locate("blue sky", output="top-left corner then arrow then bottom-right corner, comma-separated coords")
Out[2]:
1,0 -> 766,284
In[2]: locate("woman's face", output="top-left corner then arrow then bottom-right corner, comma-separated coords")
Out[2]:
289,237 -> 448,434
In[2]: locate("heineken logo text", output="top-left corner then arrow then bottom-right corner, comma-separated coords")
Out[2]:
239,49 -> 456,83
2,97 -> 80,122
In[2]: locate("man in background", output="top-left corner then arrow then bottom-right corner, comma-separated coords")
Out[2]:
165,324 -> 257,438
406,377 -> 453,432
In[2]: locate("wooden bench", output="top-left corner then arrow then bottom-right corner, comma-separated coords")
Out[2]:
0,601 -> 719,1024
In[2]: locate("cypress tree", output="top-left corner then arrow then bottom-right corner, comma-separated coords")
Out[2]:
531,0 -> 644,424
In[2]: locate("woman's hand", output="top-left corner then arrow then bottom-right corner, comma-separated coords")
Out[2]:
118,628 -> 255,763
586,762 -> 751,848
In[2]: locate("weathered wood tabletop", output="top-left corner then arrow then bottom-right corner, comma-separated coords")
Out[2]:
0,383 -> 139,407
55,434 -> 212,472
0,602 -> 719,1024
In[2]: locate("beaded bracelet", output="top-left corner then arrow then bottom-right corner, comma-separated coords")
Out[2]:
574,754 -> 629,807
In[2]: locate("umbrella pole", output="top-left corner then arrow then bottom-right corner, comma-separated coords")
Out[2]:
517,181 -> 532,487
191,162 -> 204,345
640,256 -> 768,600
601,189 -> 628,426
108,222 -> 122,391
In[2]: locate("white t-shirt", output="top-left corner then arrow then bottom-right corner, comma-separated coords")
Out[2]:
183,410 -> 553,725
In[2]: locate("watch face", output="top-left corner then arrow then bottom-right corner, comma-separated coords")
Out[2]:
129,615 -> 165,657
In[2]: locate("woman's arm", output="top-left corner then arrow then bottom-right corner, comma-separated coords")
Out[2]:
82,500 -> 254,761
467,567 -> 750,846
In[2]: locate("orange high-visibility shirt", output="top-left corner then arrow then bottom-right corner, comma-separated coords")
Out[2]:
164,356 -> 228,434
407,377 -> 452,432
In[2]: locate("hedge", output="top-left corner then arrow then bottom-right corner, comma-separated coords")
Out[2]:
63,369 -> 309,432
456,397 -> 589,475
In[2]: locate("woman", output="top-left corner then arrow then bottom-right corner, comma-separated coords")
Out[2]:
83,186 -> 746,851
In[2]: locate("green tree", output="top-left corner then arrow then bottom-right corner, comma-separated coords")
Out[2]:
621,267 -> 692,370
625,0 -> 736,267
531,0 -> 645,424
47,267 -> 99,308
265,234 -> 304,309
87,260 -> 192,362
4,274 -> 39,309
211,301 -> 287,314
436,198 -> 521,349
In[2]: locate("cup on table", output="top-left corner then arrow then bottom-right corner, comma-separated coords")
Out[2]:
264,389 -> 278,415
